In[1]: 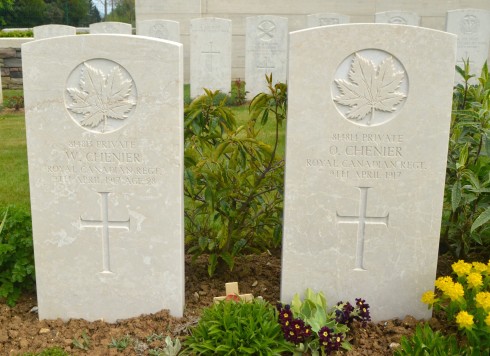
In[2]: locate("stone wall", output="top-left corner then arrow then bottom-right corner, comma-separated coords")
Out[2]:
0,38 -> 32,90
136,0 -> 490,81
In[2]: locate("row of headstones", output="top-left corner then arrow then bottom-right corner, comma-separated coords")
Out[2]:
24,23 -> 456,323
30,8 -> 490,98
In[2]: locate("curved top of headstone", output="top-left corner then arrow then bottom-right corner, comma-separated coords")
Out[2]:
33,24 -> 77,40
89,22 -> 132,34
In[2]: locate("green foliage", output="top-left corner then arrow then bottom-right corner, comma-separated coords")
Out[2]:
441,60 -> 490,257
184,75 -> 286,276
0,206 -> 35,306
229,78 -> 248,106
183,299 -> 293,355
72,330 -> 91,351
0,29 -> 33,37
394,323 -> 461,356
5,95 -> 24,110
108,334 -> 133,351
1,0 -> 97,28
106,0 -> 135,26
22,347 -> 70,356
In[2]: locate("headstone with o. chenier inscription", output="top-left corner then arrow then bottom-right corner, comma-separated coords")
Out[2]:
89,21 -> 132,34
33,24 -> 76,39
190,17 -> 232,98
136,19 -> 180,43
281,24 -> 456,321
446,8 -> 490,79
22,34 -> 184,322
245,15 -> 288,99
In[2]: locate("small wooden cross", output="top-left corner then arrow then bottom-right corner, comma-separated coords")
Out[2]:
213,282 -> 254,303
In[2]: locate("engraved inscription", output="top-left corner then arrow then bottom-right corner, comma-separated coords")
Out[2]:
257,20 -> 276,41
47,140 -> 161,186
65,59 -> 137,134
257,56 -> 275,74
333,51 -> 407,126
306,132 -> 428,180
80,192 -> 130,274
336,187 -> 389,271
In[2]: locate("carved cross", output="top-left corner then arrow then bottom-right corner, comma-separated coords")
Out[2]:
80,192 -> 130,274
202,41 -> 220,71
213,282 -> 254,303
336,187 -> 389,271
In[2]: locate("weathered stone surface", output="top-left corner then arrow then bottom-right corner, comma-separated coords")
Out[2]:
281,24 -> 456,321
22,34 -> 185,322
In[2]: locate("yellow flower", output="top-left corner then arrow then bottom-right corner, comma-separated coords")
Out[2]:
485,313 -> 490,327
467,272 -> 483,289
475,292 -> 490,312
452,260 -> 472,276
456,311 -> 474,329
472,262 -> 487,273
445,282 -> 464,301
435,276 -> 453,292
421,291 -> 436,305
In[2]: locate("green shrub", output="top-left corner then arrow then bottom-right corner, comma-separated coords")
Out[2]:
183,299 -> 293,355
394,323 -> 461,356
0,206 -> 35,306
441,60 -> 490,257
184,75 -> 286,275
0,29 -> 33,37
229,78 -> 248,106
4,94 -> 24,110
22,347 -> 70,356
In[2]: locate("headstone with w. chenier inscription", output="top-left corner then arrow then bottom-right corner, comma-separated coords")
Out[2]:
281,24 -> 456,321
22,34 -> 184,322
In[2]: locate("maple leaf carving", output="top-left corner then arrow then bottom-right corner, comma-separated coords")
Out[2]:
66,62 -> 136,132
333,53 -> 406,125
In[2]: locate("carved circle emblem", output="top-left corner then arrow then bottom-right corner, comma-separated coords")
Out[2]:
388,16 -> 407,25
460,15 -> 479,34
65,59 -> 137,134
257,20 -> 276,41
150,24 -> 168,39
332,49 -> 409,127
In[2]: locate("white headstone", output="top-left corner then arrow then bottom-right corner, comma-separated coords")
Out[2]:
245,15 -> 288,99
446,8 -> 490,77
190,17 -> 232,98
22,35 -> 184,322
306,13 -> 350,28
136,19 -> 180,42
375,11 -> 421,26
281,24 -> 456,322
33,25 -> 76,39
89,22 -> 132,34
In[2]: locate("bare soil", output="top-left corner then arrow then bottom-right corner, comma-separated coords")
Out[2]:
0,252 -> 468,355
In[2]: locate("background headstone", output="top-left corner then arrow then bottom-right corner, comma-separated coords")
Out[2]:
446,8 -> 490,79
190,17 -> 232,98
375,11 -> 421,26
22,34 -> 184,322
281,24 -> 456,321
306,13 -> 350,28
33,25 -> 76,39
245,15 -> 288,99
136,19 -> 180,42
89,22 -> 133,34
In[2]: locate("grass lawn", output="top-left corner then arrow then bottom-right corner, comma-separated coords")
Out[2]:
0,88 -> 286,212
